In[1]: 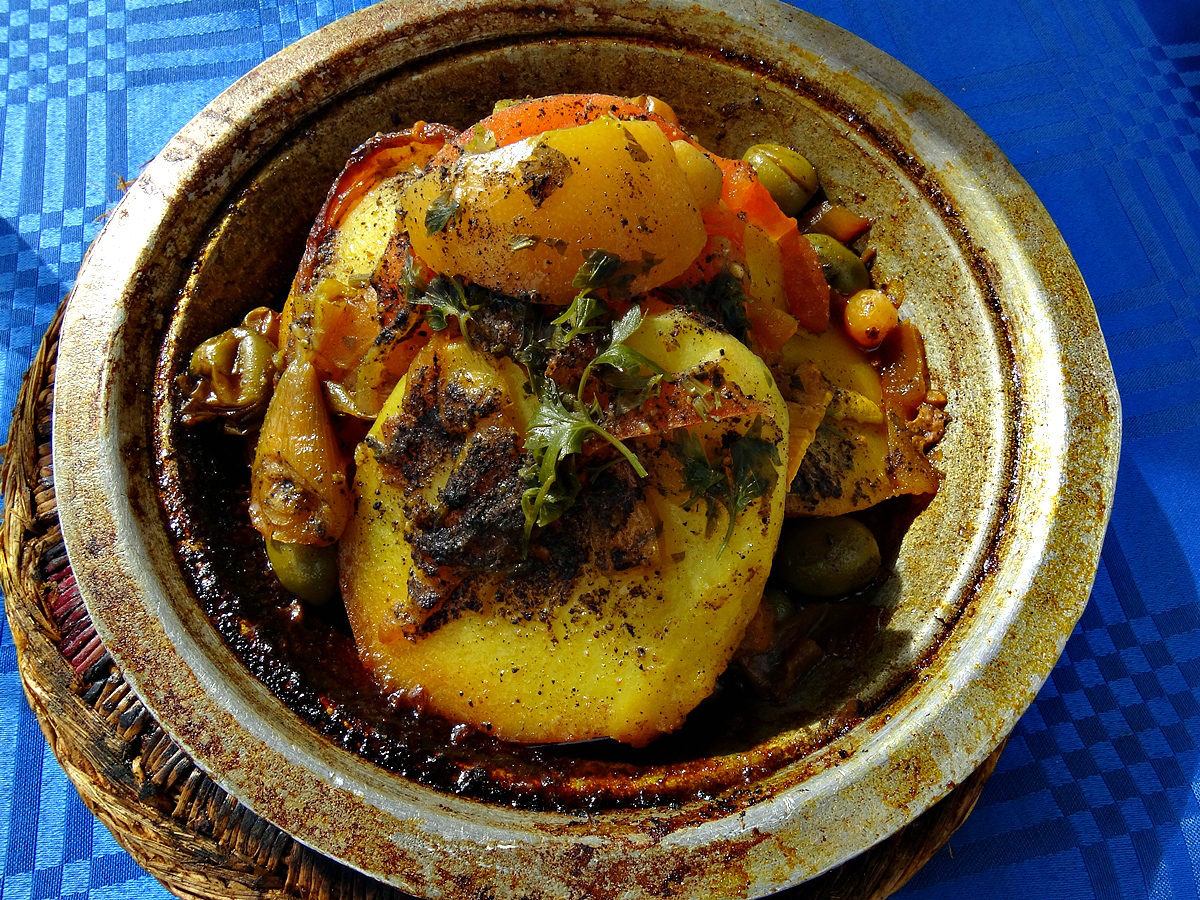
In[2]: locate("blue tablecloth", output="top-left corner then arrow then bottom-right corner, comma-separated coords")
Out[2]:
1,0 -> 1196,897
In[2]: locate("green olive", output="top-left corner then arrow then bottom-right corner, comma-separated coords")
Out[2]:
775,517 -> 881,598
742,143 -> 819,216
266,538 -> 339,604
804,233 -> 870,295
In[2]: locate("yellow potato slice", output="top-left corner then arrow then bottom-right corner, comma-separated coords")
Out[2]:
785,419 -> 894,517
778,327 -> 903,516
778,327 -> 884,406
403,118 -> 708,304
339,308 -> 789,746
319,174 -> 408,284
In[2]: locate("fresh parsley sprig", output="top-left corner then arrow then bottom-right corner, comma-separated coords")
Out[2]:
573,249 -> 627,292
550,291 -> 607,348
424,188 -> 461,236
520,389 -> 649,542
671,416 -> 780,553
572,248 -> 659,300
417,274 -> 481,343
577,305 -> 665,402
515,253 -> 669,545
730,417 -> 783,518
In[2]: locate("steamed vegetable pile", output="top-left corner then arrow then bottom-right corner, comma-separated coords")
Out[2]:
179,94 -> 946,747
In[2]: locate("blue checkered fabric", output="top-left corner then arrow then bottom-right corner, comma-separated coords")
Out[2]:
2,0 -> 1198,897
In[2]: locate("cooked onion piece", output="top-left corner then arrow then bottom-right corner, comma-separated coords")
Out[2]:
339,308 -> 789,746
249,353 -> 351,545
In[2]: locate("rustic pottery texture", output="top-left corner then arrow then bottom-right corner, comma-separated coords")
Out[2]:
50,1 -> 1120,897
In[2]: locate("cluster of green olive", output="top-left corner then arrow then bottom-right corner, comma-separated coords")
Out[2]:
741,143 -> 900,350
736,144 -> 891,603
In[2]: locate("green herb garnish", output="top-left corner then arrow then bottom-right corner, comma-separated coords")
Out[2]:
417,275 -> 480,342
674,428 -> 727,507
462,124 -> 498,156
681,372 -> 719,420
510,234 -> 568,255
671,415 -> 780,552
512,255 -> 681,547
577,305 -> 665,401
425,188 -> 460,236
730,417 -> 782,519
573,249 -> 626,291
550,291 -> 608,347
520,390 -> 648,543
398,246 -> 425,305
667,270 -> 751,340
571,248 -> 661,299
491,97 -> 526,114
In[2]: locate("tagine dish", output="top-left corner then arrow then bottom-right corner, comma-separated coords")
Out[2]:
49,3 -> 1118,895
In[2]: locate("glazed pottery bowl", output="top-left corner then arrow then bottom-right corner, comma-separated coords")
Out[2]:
52,0 -> 1121,896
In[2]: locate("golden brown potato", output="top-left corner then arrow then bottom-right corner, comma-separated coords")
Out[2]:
777,327 -> 941,515
339,308 -> 789,746
402,117 -> 708,304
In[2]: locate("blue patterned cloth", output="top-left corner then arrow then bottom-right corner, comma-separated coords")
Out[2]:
1,0 -> 1196,897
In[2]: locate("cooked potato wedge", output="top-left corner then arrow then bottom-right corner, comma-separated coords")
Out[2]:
403,117 -> 708,305
777,326 -> 940,515
339,308 -> 789,746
